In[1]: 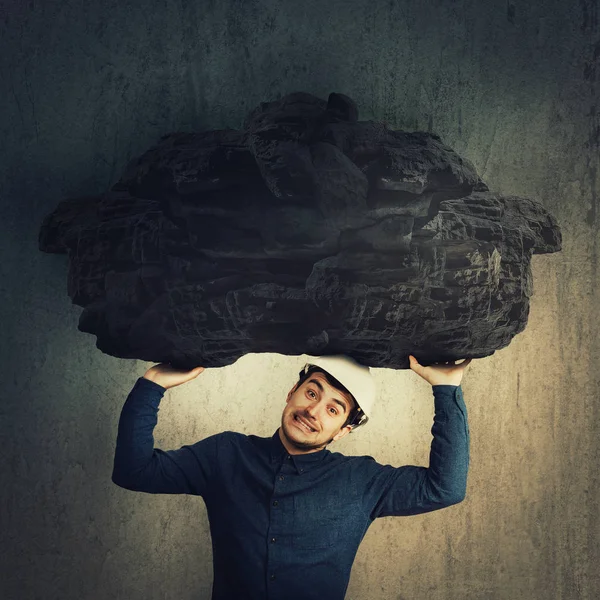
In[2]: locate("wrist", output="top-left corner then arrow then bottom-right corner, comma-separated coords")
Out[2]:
142,372 -> 166,387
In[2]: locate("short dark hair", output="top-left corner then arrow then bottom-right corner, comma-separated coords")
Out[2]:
295,365 -> 362,431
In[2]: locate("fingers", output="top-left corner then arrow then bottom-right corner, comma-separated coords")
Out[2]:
408,355 -> 418,372
453,358 -> 472,368
409,356 -> 472,368
443,359 -> 471,368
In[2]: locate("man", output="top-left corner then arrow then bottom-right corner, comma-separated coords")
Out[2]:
112,354 -> 472,600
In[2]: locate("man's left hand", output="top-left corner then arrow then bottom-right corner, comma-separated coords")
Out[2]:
408,355 -> 472,387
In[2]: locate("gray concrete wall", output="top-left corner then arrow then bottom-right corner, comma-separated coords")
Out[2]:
1,1 -> 598,598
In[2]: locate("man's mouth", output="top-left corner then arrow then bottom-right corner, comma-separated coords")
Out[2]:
294,415 -> 317,433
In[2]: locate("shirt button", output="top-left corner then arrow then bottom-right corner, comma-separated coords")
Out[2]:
279,476 -> 284,481
270,537 -> 276,543
270,574 -> 276,581
272,500 -> 278,507
299,468 -> 304,473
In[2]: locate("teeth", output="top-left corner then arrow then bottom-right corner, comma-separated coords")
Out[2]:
295,416 -> 314,432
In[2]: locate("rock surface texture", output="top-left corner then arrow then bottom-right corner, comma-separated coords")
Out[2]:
39,92 -> 562,370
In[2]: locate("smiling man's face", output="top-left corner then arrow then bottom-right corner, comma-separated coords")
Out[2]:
279,370 -> 356,454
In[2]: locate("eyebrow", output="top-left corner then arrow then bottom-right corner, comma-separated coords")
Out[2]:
307,379 -> 348,414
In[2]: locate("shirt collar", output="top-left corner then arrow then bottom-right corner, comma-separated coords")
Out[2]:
270,428 -> 330,467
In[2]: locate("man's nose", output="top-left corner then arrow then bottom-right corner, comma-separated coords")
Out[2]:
304,402 -> 321,420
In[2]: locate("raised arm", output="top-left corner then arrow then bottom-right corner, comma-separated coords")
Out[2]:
111,364 -> 217,496
365,356 -> 472,518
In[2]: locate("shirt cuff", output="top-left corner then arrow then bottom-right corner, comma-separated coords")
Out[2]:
134,376 -> 167,394
431,384 -> 465,412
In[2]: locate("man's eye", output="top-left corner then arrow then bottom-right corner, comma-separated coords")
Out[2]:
329,407 -> 337,415
308,390 -> 316,398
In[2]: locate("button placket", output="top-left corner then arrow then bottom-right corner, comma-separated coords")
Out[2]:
266,456 -> 295,580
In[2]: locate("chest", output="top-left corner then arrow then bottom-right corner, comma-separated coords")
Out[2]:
210,451 -> 367,550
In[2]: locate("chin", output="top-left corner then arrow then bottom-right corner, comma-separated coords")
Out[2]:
282,420 -> 320,448
283,419 -> 307,440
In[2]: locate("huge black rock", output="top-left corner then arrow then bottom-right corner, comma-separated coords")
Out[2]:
39,91 -> 562,370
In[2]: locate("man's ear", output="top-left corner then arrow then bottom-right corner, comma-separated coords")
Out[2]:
286,384 -> 298,404
332,425 -> 353,442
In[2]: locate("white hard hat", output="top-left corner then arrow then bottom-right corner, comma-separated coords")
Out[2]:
302,354 -> 376,429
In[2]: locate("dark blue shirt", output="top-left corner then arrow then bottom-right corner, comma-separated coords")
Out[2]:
112,377 -> 469,600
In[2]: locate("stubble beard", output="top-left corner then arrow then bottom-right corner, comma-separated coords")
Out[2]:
281,416 -> 336,451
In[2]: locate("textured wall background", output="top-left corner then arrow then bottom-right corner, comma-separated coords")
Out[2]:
1,1 -> 598,599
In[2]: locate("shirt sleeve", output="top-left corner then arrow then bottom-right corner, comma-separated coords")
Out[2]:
364,384 -> 470,518
111,377 -> 220,496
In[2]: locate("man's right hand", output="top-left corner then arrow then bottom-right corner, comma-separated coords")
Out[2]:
142,363 -> 205,390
